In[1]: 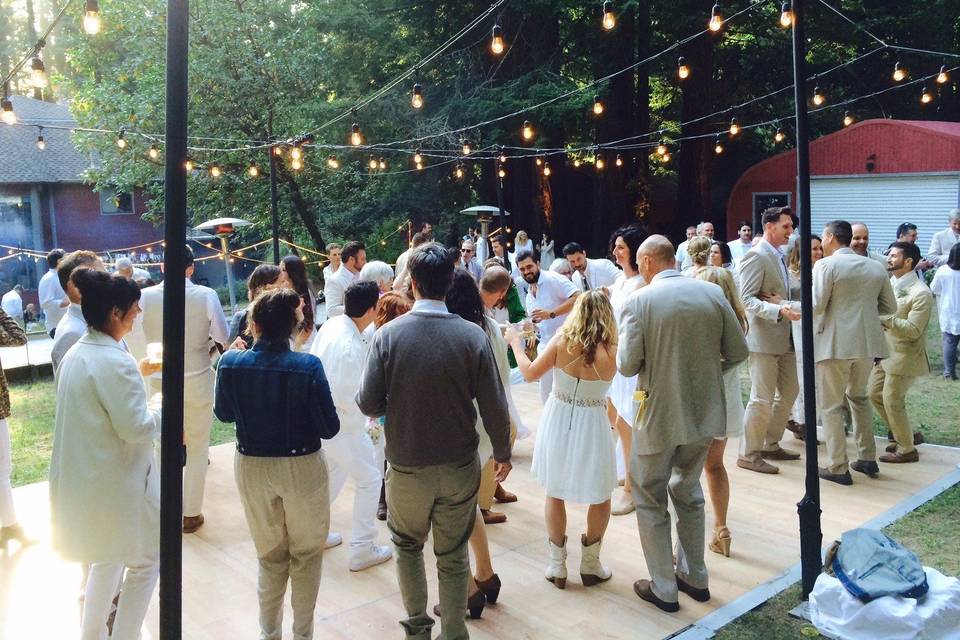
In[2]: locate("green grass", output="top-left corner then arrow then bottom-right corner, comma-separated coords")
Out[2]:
6,376 -> 236,488
713,484 -> 960,640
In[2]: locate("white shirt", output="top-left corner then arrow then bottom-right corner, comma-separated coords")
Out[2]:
324,266 -> 359,317
322,263 -> 340,283
570,258 -> 621,292
311,315 -> 369,435
38,269 -> 68,330
931,265 -> 960,335
727,239 -> 752,267
675,239 -> 691,270
51,303 -> 88,373
928,227 -> 960,268
1,289 -> 22,320
525,269 -> 579,343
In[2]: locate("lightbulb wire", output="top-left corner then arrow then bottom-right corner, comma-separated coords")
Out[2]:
1,0 -> 77,88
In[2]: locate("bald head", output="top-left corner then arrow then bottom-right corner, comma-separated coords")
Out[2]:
637,235 -> 675,281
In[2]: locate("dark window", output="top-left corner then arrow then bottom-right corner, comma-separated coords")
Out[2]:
99,190 -> 135,215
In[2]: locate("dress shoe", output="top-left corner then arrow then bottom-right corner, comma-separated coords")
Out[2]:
182,514 -> 204,534
880,449 -> 919,464
633,579 -> 679,613
676,574 -> 710,602
818,468 -> 853,486
760,447 -> 801,461
737,457 -> 779,474
493,483 -> 518,504
349,542 -> 393,571
708,526 -> 731,558
786,420 -> 806,441
475,573 -> 501,604
611,487 -> 635,515
851,460 -> 879,477
481,509 -> 507,525
325,532 -> 343,549
433,589 -> 486,620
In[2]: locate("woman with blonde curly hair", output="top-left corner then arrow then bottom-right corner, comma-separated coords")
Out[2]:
506,290 -> 618,591
684,235 -> 714,276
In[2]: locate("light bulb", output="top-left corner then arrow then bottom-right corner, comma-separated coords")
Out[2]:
30,56 -> 48,89
350,123 -> 362,146
615,154 -> 623,167
37,134 -> 46,150
416,161 -> 424,171
290,147 -> 302,161
462,140 -> 472,155
83,0 -> 101,35
498,167 -> 506,178
325,156 -> 337,169
116,130 -> 127,149
247,162 -> 259,178
593,95 -> 604,115
543,162 -> 552,176
937,65 -> 948,84
729,117 -> 740,136
273,145 -> 283,157
535,157 -> 543,166
709,3 -> 723,31
412,83 -> 424,109
843,111 -> 854,126
498,152 -> 507,163
210,165 -> 221,178
369,156 -> 378,170
893,62 -> 907,82
379,158 -> 387,170
656,140 -> 667,156
413,150 -> 423,164
148,145 -> 159,159
779,2 -> 792,27
491,25 -> 505,55
662,151 -> 672,163
1,99 -> 16,125
602,1 -> 616,30
920,85 -> 933,104
522,120 -> 534,141
185,158 -> 194,171
596,155 -> 605,170
574,158 -> 581,168
678,57 -> 690,80
455,165 -> 464,179
775,127 -> 785,142
714,138 -> 724,154
812,86 -> 825,106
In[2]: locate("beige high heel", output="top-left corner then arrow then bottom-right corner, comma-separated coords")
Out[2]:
708,527 -> 732,557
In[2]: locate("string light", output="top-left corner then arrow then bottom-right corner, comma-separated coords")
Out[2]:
115,129 -> 127,149
461,139 -> 472,155
714,136 -> 724,154
615,154 -> 623,167
728,117 -> 740,136
893,61 -> 907,82
677,56 -> 690,80
369,155 -> 378,170
83,0 -> 101,35
247,162 -> 259,178
455,162 -> 464,179
325,156 -> 338,169
184,158 -> 194,171
573,158 -> 581,168
1,96 -> 15,125
413,149 -> 423,164
920,84 -> 933,104
498,149 -> 507,163
521,120 -> 535,142
779,1 -> 792,27
36,129 -> 45,150
411,70 -> 424,110
30,55 -> 48,89
602,1 -> 616,30
273,145 -> 283,157
543,161 -> 552,176
843,110 -> 854,126
535,157 -> 543,166
595,153 -> 605,170
490,24 -> 505,55
774,127 -> 786,142
378,157 -> 387,170
708,3 -> 723,32
148,144 -> 159,160
498,165 -> 506,178
656,140 -> 667,156
289,146 -> 302,161
812,85 -> 825,106
350,122 -> 362,146
209,164 -> 222,178
662,150 -> 672,163
593,95 -> 604,115
937,65 -> 949,84
416,160 -> 424,171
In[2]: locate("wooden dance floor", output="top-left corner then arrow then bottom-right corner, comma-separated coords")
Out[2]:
3,382 -> 960,639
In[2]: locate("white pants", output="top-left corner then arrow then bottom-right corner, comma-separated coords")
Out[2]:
81,557 -> 159,640
0,418 -> 16,527
537,341 -> 554,405
325,431 -> 382,548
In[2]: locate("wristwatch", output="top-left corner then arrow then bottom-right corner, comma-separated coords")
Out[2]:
549,311 -> 556,319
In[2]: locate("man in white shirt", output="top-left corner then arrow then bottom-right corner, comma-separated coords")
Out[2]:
324,241 -> 366,317
38,249 -> 69,337
392,232 -> 429,293
139,246 -> 229,532
927,209 -> 960,268
114,257 -> 151,282
457,238 -> 483,281
674,226 -> 697,271
51,251 -> 105,372
311,281 -> 392,571
1,285 -> 23,327
727,221 -> 753,267
563,242 -> 621,292
517,250 -> 580,404
321,243 -> 342,283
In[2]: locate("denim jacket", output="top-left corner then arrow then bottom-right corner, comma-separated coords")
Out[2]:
215,339 -> 340,456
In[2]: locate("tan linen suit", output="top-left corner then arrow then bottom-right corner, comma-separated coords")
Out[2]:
618,270 -> 749,603
869,272 -> 933,454
813,248 -> 898,474
738,239 -> 799,463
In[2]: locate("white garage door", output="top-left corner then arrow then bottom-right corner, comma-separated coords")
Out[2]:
810,173 -> 960,250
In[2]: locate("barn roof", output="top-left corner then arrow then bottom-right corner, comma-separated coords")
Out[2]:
0,95 -> 92,184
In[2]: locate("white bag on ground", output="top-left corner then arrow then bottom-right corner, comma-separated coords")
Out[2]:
810,567 -> 960,640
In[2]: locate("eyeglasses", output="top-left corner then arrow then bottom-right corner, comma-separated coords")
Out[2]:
460,248 -> 474,254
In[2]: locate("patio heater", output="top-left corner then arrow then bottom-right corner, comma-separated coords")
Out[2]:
194,217 -> 252,312
460,205 -> 511,269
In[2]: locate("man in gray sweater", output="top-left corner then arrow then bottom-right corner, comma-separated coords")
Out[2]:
357,242 -> 511,640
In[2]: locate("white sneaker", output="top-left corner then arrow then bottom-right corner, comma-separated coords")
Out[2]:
348,543 -> 393,572
325,532 -> 343,549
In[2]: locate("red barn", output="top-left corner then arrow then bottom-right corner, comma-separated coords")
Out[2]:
726,119 -> 960,248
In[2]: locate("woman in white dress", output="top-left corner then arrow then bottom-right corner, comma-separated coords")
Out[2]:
507,290 -> 618,590
693,266 -> 748,557
514,230 -> 534,257
605,224 -> 647,517
539,232 -> 555,267
49,269 -> 162,640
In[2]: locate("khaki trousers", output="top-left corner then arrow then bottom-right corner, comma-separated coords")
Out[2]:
631,438 -> 712,603
869,365 -> 917,454
741,351 -> 799,462
817,358 -> 876,474
477,423 -> 517,511
387,456 -> 480,640
235,451 -> 330,640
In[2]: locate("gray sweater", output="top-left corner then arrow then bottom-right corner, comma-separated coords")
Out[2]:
356,304 -> 512,467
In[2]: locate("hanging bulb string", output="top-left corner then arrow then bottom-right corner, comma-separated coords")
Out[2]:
0,0 -> 77,88
885,44 -> 960,60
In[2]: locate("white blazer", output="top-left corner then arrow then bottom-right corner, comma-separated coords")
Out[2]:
49,330 -> 161,564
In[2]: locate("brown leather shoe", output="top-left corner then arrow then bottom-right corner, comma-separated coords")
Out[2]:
182,514 -> 204,534
818,468 -> 852,486
633,579 -> 679,613
760,447 -> 801,461
493,483 -> 518,504
786,420 -> 806,441
481,509 -> 507,525
879,449 -> 919,463
676,574 -> 710,602
737,457 -> 779,474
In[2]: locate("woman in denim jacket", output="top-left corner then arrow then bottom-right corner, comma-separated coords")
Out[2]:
215,289 -> 339,640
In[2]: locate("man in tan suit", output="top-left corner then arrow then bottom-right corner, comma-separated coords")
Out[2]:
618,236 -> 749,613
813,221 -> 898,485
870,242 -> 933,464
737,207 -> 802,474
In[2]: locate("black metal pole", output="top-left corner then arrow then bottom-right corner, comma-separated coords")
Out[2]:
161,1 -> 188,637
791,0 -> 823,600
269,145 -> 280,265
495,158 -> 509,272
